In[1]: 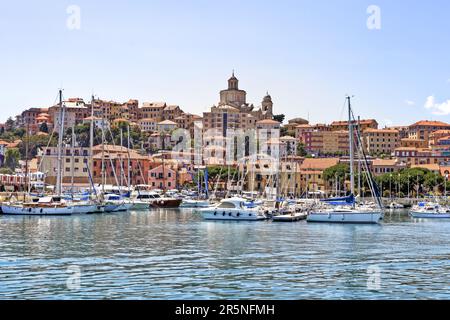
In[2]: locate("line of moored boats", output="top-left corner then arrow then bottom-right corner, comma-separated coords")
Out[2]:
1,187 -> 449,223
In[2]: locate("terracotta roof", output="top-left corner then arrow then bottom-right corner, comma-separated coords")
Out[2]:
364,128 -> 399,134
410,120 -> 450,127
331,119 -> 377,126
158,120 -> 177,125
280,136 -> 297,141
112,118 -> 129,122
256,119 -> 281,125
372,159 -> 397,166
138,118 -> 157,122
411,164 -> 440,171
300,158 -> 339,170
295,124 -> 313,129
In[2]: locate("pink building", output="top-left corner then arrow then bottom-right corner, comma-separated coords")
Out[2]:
148,165 -> 177,190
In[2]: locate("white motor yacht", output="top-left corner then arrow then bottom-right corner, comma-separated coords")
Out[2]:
199,197 -> 268,221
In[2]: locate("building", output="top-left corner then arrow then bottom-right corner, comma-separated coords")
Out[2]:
408,120 -> 450,144
38,146 -> 91,185
138,118 -> 158,133
330,119 -> 378,131
91,145 -> 152,186
203,73 -> 274,138
299,158 -> 339,194
302,130 -> 349,155
430,130 -> 450,146
400,138 -> 428,149
371,158 -> 405,176
363,128 -> 400,155
157,120 -> 178,133
148,164 -> 177,190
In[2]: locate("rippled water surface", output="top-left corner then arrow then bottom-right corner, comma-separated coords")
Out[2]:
0,209 -> 449,299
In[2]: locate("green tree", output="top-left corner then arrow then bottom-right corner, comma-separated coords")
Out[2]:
4,148 -> 20,170
296,142 -> 307,157
39,122 -> 49,133
323,163 -> 350,191
273,114 -> 285,123
5,117 -> 15,131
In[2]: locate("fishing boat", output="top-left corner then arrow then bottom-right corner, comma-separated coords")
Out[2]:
199,197 -> 268,221
410,202 -> 450,218
1,196 -> 74,216
307,96 -> 384,224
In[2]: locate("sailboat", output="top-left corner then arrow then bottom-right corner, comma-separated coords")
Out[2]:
180,166 -> 210,208
307,96 -> 384,224
2,90 -> 75,215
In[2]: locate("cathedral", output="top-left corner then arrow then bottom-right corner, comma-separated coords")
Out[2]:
203,72 -> 274,135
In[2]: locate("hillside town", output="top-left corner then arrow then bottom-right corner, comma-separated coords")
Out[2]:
1,73 -> 450,198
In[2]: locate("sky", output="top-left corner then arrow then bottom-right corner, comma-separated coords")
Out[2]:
0,0 -> 450,126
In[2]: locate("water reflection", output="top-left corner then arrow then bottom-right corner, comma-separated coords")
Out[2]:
0,209 -> 449,299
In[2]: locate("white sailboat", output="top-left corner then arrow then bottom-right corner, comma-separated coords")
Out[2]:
307,96 -> 383,224
2,90 -> 74,216
410,202 -> 450,218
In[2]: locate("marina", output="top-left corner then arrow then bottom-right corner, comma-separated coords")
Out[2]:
0,208 -> 449,300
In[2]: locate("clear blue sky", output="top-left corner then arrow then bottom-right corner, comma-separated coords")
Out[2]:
1,0 -> 450,126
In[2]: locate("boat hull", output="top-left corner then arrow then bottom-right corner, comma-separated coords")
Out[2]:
72,204 -> 101,214
201,209 -> 267,221
131,201 -> 150,210
1,204 -> 74,216
272,213 -> 307,222
180,200 -> 210,208
410,211 -> 450,219
307,211 -> 382,224
150,199 -> 182,209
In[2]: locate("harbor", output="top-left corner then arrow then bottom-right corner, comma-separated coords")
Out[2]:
0,208 -> 449,300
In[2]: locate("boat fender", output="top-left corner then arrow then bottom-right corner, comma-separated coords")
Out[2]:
222,212 -> 226,216
214,212 -> 217,216
229,212 -> 232,217
29,208 -> 32,213
236,213 -> 240,217
40,208 -> 43,214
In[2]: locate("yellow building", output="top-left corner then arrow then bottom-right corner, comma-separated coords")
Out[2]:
299,158 -> 339,194
363,128 -> 400,155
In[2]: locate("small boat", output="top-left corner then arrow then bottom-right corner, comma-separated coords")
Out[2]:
272,212 -> 307,222
103,194 -> 133,212
388,202 -> 404,209
199,197 -> 268,221
410,202 -> 450,218
1,196 -> 74,216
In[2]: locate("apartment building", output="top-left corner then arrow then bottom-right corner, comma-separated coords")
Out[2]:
408,120 -> 450,144
330,119 -> 378,131
363,128 -> 400,155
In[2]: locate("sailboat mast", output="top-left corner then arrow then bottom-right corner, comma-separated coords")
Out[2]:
348,96 -> 355,198
56,89 -> 65,196
71,124 -> 75,195
127,125 -> 131,190
90,96 -> 94,194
